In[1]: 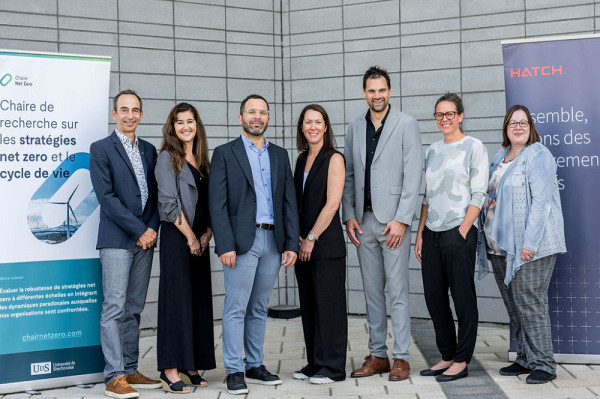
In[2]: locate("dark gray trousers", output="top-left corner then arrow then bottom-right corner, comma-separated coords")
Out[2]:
490,254 -> 557,373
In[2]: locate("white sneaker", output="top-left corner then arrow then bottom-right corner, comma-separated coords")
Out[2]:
292,370 -> 309,380
309,374 -> 334,384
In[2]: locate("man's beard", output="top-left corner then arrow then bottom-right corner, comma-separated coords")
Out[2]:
368,99 -> 388,113
242,120 -> 267,136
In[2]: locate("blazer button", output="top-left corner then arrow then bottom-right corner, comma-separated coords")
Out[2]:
252,198 -> 256,202
251,218 -> 255,222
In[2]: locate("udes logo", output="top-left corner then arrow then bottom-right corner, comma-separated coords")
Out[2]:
0,73 -> 12,86
31,362 -> 51,375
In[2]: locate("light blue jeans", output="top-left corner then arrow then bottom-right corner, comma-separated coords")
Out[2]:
99,247 -> 154,384
222,228 -> 281,374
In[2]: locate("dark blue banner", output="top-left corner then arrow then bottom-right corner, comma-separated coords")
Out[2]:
502,36 -> 600,359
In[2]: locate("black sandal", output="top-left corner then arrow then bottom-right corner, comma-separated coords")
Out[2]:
160,371 -> 191,394
178,369 -> 208,387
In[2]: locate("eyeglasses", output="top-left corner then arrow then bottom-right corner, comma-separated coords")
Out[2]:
508,120 -> 530,128
433,111 -> 458,120
244,109 -> 269,117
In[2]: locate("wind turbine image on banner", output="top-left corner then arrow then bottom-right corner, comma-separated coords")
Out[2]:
48,185 -> 79,239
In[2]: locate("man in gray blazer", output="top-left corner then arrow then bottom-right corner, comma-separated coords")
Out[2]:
209,94 -> 299,395
342,66 -> 423,381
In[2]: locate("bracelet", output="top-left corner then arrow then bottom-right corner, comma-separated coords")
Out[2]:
187,237 -> 197,247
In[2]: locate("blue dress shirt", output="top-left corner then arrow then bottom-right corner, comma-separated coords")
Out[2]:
241,134 -> 274,224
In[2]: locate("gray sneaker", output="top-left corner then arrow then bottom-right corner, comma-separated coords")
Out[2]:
309,374 -> 335,384
292,370 -> 309,380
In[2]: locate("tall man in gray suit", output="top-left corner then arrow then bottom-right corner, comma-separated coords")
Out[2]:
342,66 -> 423,381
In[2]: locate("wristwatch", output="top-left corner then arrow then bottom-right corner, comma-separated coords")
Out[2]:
307,231 -> 318,241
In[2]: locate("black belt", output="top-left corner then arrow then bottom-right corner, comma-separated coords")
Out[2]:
364,205 -> 373,213
256,223 -> 275,230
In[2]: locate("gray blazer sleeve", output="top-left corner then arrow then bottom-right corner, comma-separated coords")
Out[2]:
394,117 -> 423,225
341,121 -> 356,222
155,151 -> 183,224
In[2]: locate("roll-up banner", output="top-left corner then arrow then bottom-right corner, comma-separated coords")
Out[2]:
502,35 -> 600,363
0,50 -> 111,392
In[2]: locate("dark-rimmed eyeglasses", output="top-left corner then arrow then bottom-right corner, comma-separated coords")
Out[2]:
433,111 -> 457,120
508,120 -> 530,128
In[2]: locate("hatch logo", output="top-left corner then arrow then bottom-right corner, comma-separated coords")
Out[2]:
0,73 -> 12,86
510,65 -> 563,78
31,362 -> 52,375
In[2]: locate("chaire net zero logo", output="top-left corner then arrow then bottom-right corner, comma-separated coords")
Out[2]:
0,73 -> 12,86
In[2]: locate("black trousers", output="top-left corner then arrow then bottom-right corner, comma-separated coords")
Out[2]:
295,257 -> 347,380
421,225 -> 478,364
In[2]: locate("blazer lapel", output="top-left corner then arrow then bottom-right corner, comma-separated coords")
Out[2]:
111,131 -> 136,176
357,117 -> 367,167
372,107 -> 399,163
138,139 -> 150,178
231,137 -> 255,190
268,144 -> 278,196
180,161 -> 197,188
303,149 -> 325,199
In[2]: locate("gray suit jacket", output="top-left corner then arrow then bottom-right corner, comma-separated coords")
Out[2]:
342,106 -> 423,225
155,151 -> 199,225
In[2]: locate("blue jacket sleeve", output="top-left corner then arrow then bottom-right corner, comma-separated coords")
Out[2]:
89,141 -> 148,240
282,150 -> 300,252
208,146 -> 236,255
523,148 -> 556,252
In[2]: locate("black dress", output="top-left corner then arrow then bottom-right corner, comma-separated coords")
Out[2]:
157,163 -> 216,371
294,149 -> 347,381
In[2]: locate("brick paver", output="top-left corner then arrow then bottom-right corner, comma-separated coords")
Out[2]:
1,317 -> 599,398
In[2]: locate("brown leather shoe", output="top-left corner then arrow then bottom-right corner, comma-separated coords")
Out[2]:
389,359 -> 410,381
125,371 -> 161,389
351,355 -> 391,378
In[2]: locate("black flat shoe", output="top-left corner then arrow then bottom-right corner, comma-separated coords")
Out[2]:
526,370 -> 556,384
160,371 -> 191,394
420,367 -> 449,376
499,362 -> 532,376
435,367 -> 468,382
178,369 -> 208,387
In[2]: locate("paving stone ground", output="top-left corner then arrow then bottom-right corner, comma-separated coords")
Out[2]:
2,316 -> 599,398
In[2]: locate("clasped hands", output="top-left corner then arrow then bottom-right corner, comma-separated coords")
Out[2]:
136,228 -> 157,249
220,250 -> 297,268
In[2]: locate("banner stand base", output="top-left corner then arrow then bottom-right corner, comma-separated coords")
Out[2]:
0,373 -> 103,395
509,351 -> 600,364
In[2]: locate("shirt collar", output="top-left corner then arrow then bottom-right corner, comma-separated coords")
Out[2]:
365,106 -> 391,128
241,133 -> 269,150
115,129 -> 137,148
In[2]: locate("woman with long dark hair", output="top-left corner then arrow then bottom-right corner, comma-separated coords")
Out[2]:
292,104 -> 347,385
155,102 -> 215,393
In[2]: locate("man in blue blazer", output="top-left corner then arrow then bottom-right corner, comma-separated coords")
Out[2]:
89,90 -> 160,399
209,94 -> 299,395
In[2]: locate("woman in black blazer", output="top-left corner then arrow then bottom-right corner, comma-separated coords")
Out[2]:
292,104 -> 347,385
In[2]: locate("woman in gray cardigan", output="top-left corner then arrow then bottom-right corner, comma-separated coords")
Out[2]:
478,105 -> 566,385
155,103 -> 215,393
